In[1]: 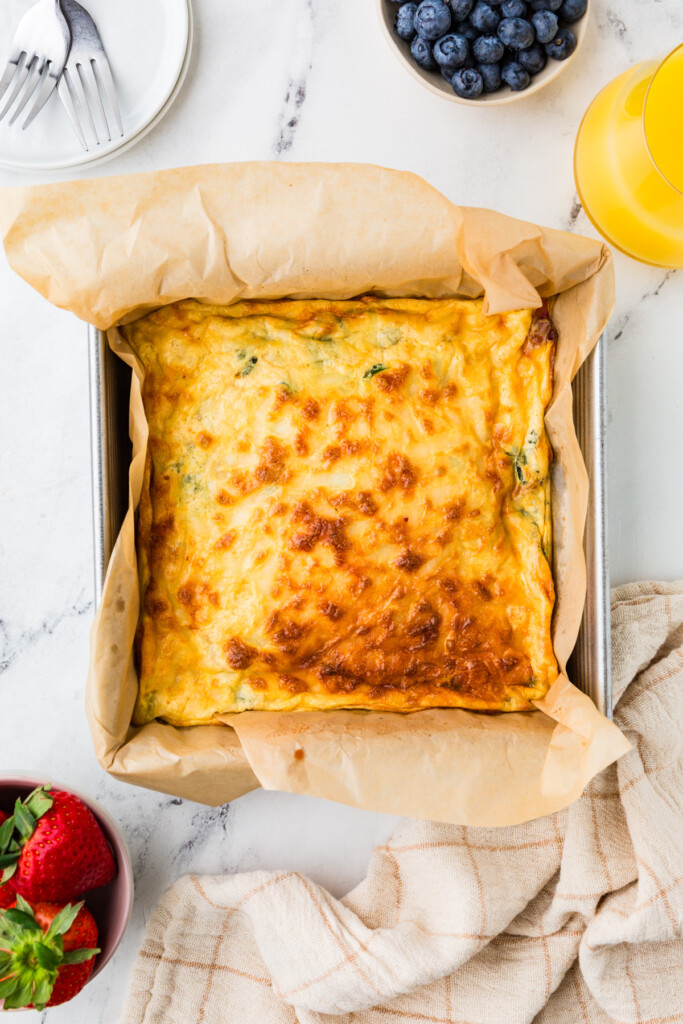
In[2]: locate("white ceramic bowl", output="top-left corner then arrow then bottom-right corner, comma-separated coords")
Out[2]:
377,0 -> 590,105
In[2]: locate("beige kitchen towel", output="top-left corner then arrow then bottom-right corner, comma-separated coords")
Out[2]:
121,582 -> 683,1024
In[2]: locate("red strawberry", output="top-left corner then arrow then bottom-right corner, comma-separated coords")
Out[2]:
0,896 -> 99,1010
0,786 -> 116,903
0,811 -> 17,910
0,884 -> 17,910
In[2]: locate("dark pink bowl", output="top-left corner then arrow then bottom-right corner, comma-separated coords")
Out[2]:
0,774 -> 134,995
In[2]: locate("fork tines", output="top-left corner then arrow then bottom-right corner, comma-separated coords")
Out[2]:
0,52 -> 61,129
0,0 -> 71,131
58,57 -> 123,151
0,0 -> 124,148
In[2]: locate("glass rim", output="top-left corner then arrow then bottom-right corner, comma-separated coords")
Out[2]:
573,76 -> 683,270
644,42 -> 683,198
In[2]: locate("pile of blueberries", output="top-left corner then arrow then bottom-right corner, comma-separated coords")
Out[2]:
391,0 -> 587,98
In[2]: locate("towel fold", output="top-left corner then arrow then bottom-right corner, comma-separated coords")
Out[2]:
121,582 -> 683,1024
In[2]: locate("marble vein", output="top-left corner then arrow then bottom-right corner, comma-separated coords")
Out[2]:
0,594 -> 93,675
611,271 -> 677,342
564,195 -> 583,232
171,804 -> 231,863
273,0 -> 315,155
605,8 -> 628,42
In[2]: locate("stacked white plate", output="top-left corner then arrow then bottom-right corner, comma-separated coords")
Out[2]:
0,0 -> 193,171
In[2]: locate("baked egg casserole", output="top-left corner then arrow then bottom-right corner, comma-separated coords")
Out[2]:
125,297 -> 558,726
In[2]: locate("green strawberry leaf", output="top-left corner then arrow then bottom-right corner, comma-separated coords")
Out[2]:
1,909 -> 42,934
24,787 -> 53,822
61,946 -> 100,965
0,816 -> 14,855
13,894 -> 33,915
3,975 -> 35,1010
0,912 -> 31,943
44,902 -> 83,941
1,861 -> 18,884
31,974 -> 54,1012
35,943 -> 60,971
12,799 -> 36,843
0,914 -> 22,943
0,974 -> 19,1000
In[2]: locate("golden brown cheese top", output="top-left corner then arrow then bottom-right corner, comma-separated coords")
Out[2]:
125,297 -> 557,725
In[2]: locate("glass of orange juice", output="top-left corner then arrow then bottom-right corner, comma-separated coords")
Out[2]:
574,43 -> 683,268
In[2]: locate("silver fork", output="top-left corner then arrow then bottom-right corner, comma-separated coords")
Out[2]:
0,0 -> 71,130
57,0 -> 123,151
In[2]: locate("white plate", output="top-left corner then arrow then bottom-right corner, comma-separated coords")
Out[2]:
0,0 -> 191,171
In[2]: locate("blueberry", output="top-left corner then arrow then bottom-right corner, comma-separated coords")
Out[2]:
414,0 -> 452,39
478,61 -> 502,90
498,16 -> 535,49
517,42 -> 547,72
473,34 -> 505,62
395,2 -> 419,39
531,9 -> 557,43
545,26 -> 576,59
449,0 -> 474,17
441,56 -> 474,83
501,0 -> 527,16
457,17 -> 479,38
529,0 -> 561,9
433,32 -> 470,69
470,1 -> 501,33
501,59 -> 531,89
451,66 -> 484,97
558,0 -> 587,21
411,33 -> 437,67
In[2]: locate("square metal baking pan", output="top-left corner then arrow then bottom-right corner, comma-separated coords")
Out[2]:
88,327 -> 612,719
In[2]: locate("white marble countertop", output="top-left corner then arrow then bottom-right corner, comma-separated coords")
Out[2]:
0,1 -> 682,1020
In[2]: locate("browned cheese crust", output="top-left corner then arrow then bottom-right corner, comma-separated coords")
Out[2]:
125,297 -> 558,725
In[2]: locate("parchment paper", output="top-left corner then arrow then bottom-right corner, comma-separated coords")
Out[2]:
0,162 -> 630,825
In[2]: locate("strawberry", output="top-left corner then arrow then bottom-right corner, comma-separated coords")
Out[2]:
0,786 -> 116,903
0,885 -> 17,911
0,812 -> 17,911
0,896 -> 99,1010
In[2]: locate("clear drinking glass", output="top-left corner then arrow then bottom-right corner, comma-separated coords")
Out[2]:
574,44 -> 683,268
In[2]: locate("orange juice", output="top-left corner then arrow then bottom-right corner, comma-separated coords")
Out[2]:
574,44 -> 683,268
